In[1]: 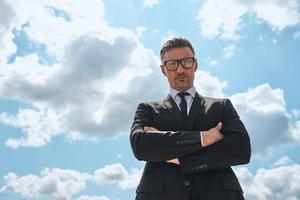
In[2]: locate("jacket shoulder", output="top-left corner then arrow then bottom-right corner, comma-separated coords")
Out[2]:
201,95 -> 227,104
140,100 -> 166,110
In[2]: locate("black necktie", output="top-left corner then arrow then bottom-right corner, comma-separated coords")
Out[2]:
178,92 -> 189,120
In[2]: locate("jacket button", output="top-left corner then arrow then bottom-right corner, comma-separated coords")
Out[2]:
183,180 -> 190,187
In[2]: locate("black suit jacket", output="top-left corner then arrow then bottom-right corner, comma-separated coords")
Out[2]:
130,93 -> 251,200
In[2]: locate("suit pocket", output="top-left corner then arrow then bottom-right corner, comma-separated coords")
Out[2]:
136,180 -> 164,193
221,178 -> 243,192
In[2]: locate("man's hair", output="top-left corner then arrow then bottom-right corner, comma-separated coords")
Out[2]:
160,37 -> 195,61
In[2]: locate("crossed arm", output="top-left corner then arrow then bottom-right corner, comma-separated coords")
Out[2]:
130,100 -> 251,173
144,123 -> 224,165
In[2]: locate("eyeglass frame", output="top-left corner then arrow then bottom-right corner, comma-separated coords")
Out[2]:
162,56 -> 196,71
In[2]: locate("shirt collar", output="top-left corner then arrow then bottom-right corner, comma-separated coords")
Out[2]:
169,86 -> 196,99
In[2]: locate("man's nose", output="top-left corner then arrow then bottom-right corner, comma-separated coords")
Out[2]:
176,63 -> 185,72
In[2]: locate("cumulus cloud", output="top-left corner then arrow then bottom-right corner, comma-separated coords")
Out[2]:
236,162 -> 300,200
290,120 -> 300,141
94,163 -> 127,184
1,168 -> 90,200
230,83 -> 300,155
0,106 -> 63,148
251,0 -> 300,31
196,0 -> 247,40
93,163 -> 142,189
197,0 -> 300,40
0,0 -> 167,148
0,0 -> 17,65
273,156 -> 293,167
1,163 -> 141,200
0,0 -> 16,38
194,70 -> 227,98
9,0 -> 107,56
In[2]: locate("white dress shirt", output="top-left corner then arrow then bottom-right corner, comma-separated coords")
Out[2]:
169,86 -> 196,115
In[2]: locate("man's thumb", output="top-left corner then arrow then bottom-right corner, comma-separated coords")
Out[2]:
216,122 -> 222,130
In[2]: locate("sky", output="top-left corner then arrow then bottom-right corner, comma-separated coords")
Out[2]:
0,0 -> 300,199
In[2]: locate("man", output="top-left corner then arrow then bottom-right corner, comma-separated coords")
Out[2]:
130,37 -> 251,200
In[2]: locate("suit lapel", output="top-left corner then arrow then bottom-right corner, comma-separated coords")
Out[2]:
186,93 -> 205,130
163,95 -> 186,130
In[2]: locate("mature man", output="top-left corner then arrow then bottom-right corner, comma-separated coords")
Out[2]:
130,37 -> 251,200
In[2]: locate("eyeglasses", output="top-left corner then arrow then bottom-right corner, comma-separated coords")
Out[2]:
163,57 -> 196,71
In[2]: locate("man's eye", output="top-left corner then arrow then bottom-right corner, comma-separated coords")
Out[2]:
167,61 -> 177,67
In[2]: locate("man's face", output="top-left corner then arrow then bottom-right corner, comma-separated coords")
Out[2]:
161,47 -> 198,92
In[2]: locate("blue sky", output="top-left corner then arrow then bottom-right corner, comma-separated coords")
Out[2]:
0,0 -> 300,199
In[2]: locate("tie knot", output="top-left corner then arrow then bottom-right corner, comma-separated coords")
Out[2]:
178,92 -> 190,100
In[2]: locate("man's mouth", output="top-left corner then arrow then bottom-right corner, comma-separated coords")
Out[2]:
175,76 -> 187,80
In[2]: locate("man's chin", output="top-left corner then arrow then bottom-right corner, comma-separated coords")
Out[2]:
174,84 -> 190,92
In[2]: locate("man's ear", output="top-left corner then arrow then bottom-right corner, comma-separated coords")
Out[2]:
160,65 -> 167,76
194,59 -> 198,72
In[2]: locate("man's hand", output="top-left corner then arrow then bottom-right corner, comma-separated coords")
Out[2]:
143,126 -> 180,165
166,158 -> 180,165
201,122 -> 224,147
143,126 -> 158,132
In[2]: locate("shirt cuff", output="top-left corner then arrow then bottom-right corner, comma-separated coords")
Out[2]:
200,131 -> 204,147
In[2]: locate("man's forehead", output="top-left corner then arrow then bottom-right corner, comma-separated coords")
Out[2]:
163,47 -> 194,61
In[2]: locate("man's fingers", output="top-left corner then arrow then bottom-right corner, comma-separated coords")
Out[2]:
216,122 -> 222,131
166,158 -> 180,165
144,126 -> 159,131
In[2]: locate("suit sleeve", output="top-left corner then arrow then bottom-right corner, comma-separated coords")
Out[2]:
130,103 -> 203,162
178,99 -> 251,174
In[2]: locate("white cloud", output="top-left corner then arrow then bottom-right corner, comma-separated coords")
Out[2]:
196,0 -> 247,40
0,0 -> 16,38
0,0 -> 17,66
143,0 -> 159,8
9,0 -> 107,56
273,156 -> 293,167
0,106 -> 63,148
290,120 -> 300,141
0,0 -> 167,148
236,163 -> 300,200
1,168 -> 90,200
1,163 -> 141,200
223,44 -> 236,58
230,83 -> 299,155
194,70 -> 227,98
93,163 -> 142,189
77,195 -> 110,200
252,0 -> 300,31
197,0 -> 300,40
118,168 -> 142,189
94,163 -> 127,184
